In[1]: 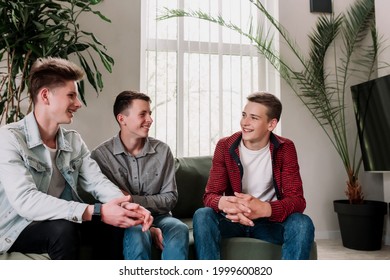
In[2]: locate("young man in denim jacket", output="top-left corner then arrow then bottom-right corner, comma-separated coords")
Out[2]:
0,57 -> 152,259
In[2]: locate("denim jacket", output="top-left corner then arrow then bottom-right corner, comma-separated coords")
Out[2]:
0,113 -> 123,253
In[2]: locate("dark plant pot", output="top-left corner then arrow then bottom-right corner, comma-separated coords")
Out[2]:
333,200 -> 388,251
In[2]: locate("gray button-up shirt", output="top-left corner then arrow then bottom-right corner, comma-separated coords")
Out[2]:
91,134 -> 177,215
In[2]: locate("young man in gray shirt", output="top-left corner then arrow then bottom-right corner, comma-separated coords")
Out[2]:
91,90 -> 188,260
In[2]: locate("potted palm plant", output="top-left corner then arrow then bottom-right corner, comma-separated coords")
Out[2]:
0,0 -> 114,124
159,0 -> 388,250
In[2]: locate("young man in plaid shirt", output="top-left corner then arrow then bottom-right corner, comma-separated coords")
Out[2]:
193,92 -> 314,260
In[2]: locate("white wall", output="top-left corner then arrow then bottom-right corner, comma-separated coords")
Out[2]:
67,0 -> 142,150
71,0 -> 388,242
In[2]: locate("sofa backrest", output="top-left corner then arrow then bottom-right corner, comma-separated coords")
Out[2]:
172,156 -> 212,219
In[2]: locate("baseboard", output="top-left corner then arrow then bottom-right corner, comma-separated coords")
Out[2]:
316,230 -> 390,246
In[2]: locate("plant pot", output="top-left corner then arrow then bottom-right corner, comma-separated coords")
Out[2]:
333,200 -> 388,251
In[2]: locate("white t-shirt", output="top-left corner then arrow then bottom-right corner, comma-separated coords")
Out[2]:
45,145 -> 66,198
239,140 -> 276,202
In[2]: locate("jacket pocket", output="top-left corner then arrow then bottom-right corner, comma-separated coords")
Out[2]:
25,156 -> 49,188
63,157 -> 83,188
26,156 -> 49,172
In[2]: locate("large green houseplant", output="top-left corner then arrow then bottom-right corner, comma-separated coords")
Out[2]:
160,0 -> 388,249
0,0 -> 114,124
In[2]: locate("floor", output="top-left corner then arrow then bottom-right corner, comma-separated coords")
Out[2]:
316,239 -> 390,260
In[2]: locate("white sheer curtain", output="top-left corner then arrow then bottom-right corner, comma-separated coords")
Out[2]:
141,0 -> 279,157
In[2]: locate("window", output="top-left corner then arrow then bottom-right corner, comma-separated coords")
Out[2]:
141,0 -> 279,156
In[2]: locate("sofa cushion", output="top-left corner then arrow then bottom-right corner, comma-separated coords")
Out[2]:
221,238 -> 318,260
0,252 -> 50,260
172,156 -> 212,219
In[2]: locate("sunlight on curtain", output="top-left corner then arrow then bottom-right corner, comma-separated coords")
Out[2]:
141,0 -> 279,156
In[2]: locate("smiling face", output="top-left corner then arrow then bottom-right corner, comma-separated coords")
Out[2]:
240,101 -> 277,150
117,99 -> 153,140
43,80 -> 82,125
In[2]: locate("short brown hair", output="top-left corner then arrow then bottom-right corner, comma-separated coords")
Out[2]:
247,91 -> 282,121
28,57 -> 84,103
113,90 -> 151,119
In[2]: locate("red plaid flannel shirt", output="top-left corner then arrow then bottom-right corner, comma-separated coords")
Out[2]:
203,131 -> 306,222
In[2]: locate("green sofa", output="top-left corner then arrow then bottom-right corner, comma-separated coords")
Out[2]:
0,155 -> 317,260
170,156 -> 317,260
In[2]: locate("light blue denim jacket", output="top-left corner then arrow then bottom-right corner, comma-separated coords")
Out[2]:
0,113 -> 123,253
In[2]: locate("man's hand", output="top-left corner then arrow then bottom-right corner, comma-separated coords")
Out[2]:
150,227 -> 164,250
99,196 -> 152,229
218,195 -> 254,226
229,192 -> 272,220
219,192 -> 272,226
121,198 -> 153,232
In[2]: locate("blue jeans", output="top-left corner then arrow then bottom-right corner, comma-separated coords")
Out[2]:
123,214 -> 189,260
193,207 -> 314,260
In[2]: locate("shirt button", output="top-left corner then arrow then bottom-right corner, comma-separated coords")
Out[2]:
72,216 -> 78,222
5,238 -> 12,243
134,177 -> 137,179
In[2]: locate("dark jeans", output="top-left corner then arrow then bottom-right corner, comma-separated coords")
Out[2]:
81,220 -> 124,260
8,220 -> 124,260
8,220 -> 80,260
193,207 -> 315,260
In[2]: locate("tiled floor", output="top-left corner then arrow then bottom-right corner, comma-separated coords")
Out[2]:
316,239 -> 390,260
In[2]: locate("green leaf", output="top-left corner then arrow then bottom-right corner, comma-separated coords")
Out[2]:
78,54 -> 99,93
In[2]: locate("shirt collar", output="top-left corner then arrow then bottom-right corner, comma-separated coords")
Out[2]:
113,133 -> 126,155
112,133 -> 156,157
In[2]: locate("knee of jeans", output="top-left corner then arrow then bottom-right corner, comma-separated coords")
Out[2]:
124,224 -> 145,234
194,207 -> 215,223
289,213 -> 315,238
163,221 -> 189,241
164,225 -> 189,246
124,225 -> 151,243
193,207 -> 220,236
176,222 -> 189,236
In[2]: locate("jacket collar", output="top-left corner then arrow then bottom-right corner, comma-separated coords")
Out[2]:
270,132 -> 284,149
23,112 -> 72,152
229,131 -> 284,152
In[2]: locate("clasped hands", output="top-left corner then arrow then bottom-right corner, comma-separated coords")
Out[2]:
103,195 -> 163,250
102,195 -> 153,232
218,192 -> 272,226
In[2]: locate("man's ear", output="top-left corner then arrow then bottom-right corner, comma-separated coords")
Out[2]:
268,118 -> 278,131
39,88 -> 51,105
117,114 -> 125,126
